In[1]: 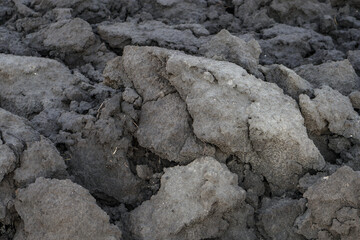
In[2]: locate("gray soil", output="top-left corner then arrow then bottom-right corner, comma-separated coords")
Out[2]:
1,0 -> 360,239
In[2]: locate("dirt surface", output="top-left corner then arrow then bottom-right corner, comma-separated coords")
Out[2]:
0,1 -> 360,239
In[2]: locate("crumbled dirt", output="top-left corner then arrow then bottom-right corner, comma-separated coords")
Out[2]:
0,1 -> 360,239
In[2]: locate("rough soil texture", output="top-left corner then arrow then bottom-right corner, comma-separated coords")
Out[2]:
14,177 -> 122,240
0,1 -> 360,240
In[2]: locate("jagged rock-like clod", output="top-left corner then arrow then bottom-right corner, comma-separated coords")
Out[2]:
295,60 -> 360,95
13,136 -> 67,187
121,46 -> 325,194
136,93 -> 213,163
0,108 -> 67,227
349,91 -> 360,109
15,177 -> 122,240
98,20 -> 204,53
259,24 -> 338,68
258,197 -> 306,240
200,29 -> 263,78
41,18 -> 96,53
269,0 -> 335,28
129,157 -> 255,240
299,86 -> 360,142
295,166 -> 360,239
0,54 -> 80,118
348,50 -> 360,73
262,64 -> 313,101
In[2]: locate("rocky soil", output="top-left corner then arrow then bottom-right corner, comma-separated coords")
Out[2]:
0,0 -> 360,239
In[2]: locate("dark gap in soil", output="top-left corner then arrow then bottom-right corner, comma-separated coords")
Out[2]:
128,138 -> 178,174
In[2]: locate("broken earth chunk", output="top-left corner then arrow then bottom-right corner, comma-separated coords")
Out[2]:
349,90 -> 360,109
299,86 -> 360,142
0,54 -> 83,120
348,50 -> 360,74
13,136 -> 67,187
121,46 -> 325,195
295,166 -> 360,239
0,107 -> 68,227
128,157 -> 252,240
15,177 -> 122,240
136,93 -> 213,164
42,18 -> 96,53
200,29 -> 263,78
259,24 -> 336,68
258,197 -> 306,240
0,144 -> 16,182
295,60 -> 360,96
269,0 -> 335,28
262,64 -> 314,101
98,20 -> 203,53
103,56 -> 126,89
120,46 -> 177,102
